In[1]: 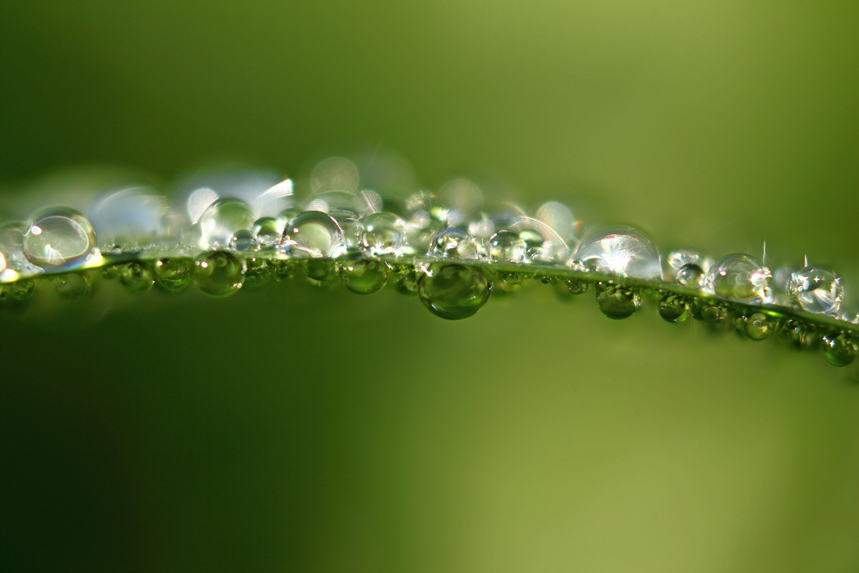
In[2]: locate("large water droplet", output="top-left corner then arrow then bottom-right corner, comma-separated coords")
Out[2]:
573,226 -> 662,280
419,263 -> 491,320
596,285 -> 640,319
427,228 -> 480,260
283,211 -> 346,258
119,261 -> 155,294
194,251 -> 246,298
488,230 -> 526,263
704,254 -> 772,304
789,266 -> 843,315
198,198 -> 254,249
23,208 -> 96,269
358,212 -> 407,255
822,332 -> 857,367
340,259 -> 390,294
154,258 -> 192,293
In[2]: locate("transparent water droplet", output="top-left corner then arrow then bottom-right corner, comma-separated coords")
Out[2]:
252,217 -> 282,250
595,285 -> 640,319
822,332 -> 857,367
487,230 -> 526,263
55,273 -> 93,303
704,254 -> 772,304
659,294 -> 690,323
230,229 -> 259,252
0,221 -> 42,275
744,312 -> 773,341
340,259 -> 390,294
194,251 -> 246,298
282,211 -> 346,258
244,257 -> 271,290
270,259 -> 297,282
198,198 -> 254,249
23,208 -> 96,269
154,258 -> 192,293
676,263 -> 705,287
303,259 -> 337,287
566,278 -> 589,295
419,263 -> 491,320
510,218 -> 569,263
573,226 -> 662,280
536,201 -> 574,243
692,298 -> 728,323
427,228 -> 480,260
119,261 -> 155,295
789,266 -> 843,315
358,212 -> 407,255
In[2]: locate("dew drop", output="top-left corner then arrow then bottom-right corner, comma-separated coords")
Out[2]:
822,332 -> 857,367
10,279 -> 36,301
23,208 -> 96,269
119,261 -> 155,295
252,217 -> 283,249
282,211 -> 346,258
194,251 -> 246,298
427,228 -> 480,260
358,212 -> 407,255
704,254 -> 772,304
488,230 -> 526,263
789,266 -> 843,315
573,226 -> 662,280
692,299 -> 727,324
419,263 -> 491,320
658,294 -> 690,323
304,259 -> 337,287
393,264 -> 420,296
778,319 -> 815,349
198,198 -> 254,249
566,278 -> 589,295
676,263 -> 705,287
340,259 -> 390,294
154,258 -> 192,293
244,257 -> 271,289
230,229 -> 259,252
55,273 -> 93,303
596,285 -> 640,319
744,312 -> 773,341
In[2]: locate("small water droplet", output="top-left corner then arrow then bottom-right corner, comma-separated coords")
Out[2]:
283,211 -> 346,258
194,251 -> 246,298
119,261 -> 155,294
573,226 -> 662,280
154,258 -> 192,293
358,212 -> 407,255
252,217 -> 283,249
340,259 -> 390,294
198,198 -> 254,249
789,266 -> 843,315
596,285 -> 640,319
822,332 -> 857,367
705,254 -> 772,304
676,263 -> 705,287
419,263 -> 491,320
566,278 -> 589,295
778,319 -> 815,349
304,259 -> 337,287
23,208 -> 96,269
487,230 -> 526,263
427,228 -> 480,260
230,229 -> 259,252
743,312 -> 773,341
243,257 -> 271,289
55,273 -> 93,303
691,298 -> 727,324
270,259 -> 297,282
659,294 -> 690,323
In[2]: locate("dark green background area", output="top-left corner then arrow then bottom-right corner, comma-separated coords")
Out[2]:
1,2 -> 858,571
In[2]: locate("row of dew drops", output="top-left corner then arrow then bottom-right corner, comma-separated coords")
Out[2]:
0,157 -> 856,367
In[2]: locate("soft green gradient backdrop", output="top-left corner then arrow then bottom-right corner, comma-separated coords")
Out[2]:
1,2 -> 858,571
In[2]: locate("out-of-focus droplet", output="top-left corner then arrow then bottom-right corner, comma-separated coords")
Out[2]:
311,157 -> 359,194
659,294 -> 689,323
252,217 -> 283,249
340,259 -> 389,294
419,263 -> 491,320
439,178 -> 483,225
0,222 -> 42,275
194,251 -> 246,298
676,263 -> 705,287
393,264 -> 420,295
789,266 -> 843,315
283,211 -> 346,258
23,208 -> 97,269
596,285 -> 640,319
778,319 -> 815,349
55,273 -> 92,303
744,312 -> 773,341
822,332 -> 857,367
358,212 -> 407,255
244,257 -> 271,290
10,279 -> 37,301
536,201 -> 574,243
198,198 -> 254,249
188,188 -> 219,223
154,258 -> 192,293
573,226 -> 662,280
88,187 -> 167,249
487,230 -> 525,263
704,254 -> 772,304
230,229 -> 258,252
119,261 -> 155,295
427,228 -> 480,260
510,218 -> 569,263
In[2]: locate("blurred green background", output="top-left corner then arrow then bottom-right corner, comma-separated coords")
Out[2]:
1,2 -> 858,571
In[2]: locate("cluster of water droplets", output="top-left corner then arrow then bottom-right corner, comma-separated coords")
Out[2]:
1,157 -> 856,368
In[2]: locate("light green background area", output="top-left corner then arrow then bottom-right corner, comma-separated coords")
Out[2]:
1,2 -> 858,571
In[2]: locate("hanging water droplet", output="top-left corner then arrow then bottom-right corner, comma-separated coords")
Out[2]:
282,211 -> 346,258
340,259 -> 390,294
393,264 -> 420,296
244,257 -> 271,289
692,298 -> 728,324
154,258 -> 192,293
658,294 -> 690,323
778,319 -> 815,349
197,198 -> 254,249
676,263 -> 705,287
194,251 -> 246,298
487,230 -> 526,263
744,312 -> 773,341
119,261 -> 155,294
229,229 -> 258,252
788,266 -> 843,315
252,217 -> 282,249
303,259 -> 337,287
10,279 -> 36,301
419,263 -> 491,320
270,259 -> 297,282
822,332 -> 857,367
427,228 -> 480,260
55,273 -> 93,303
358,212 -> 407,255
595,285 -> 640,319
704,254 -> 772,304
573,226 -> 662,280
23,208 -> 97,269
566,278 -> 589,295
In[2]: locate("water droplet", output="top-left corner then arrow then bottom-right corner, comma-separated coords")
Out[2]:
566,278 -> 589,295
10,279 -> 36,301
692,299 -> 728,324
704,254 -> 772,304
596,285 -> 640,319
198,198 -> 254,249
194,251 -> 246,298
789,266 -> 843,315
393,264 -> 420,296
230,229 -> 258,252
23,208 -> 96,269
252,217 -> 282,249
427,228 -> 480,260
340,259 -> 390,294
0,222 -> 42,275
56,273 -> 93,303
244,257 -> 271,289
282,211 -> 346,258
119,261 -> 155,294
358,212 -> 407,255
744,312 -> 773,341
154,258 -> 192,293
676,263 -> 705,287
270,259 -> 297,282
419,263 -> 491,320
659,294 -> 690,323
822,332 -> 857,367
304,259 -> 337,287
778,319 -> 815,349
573,226 -> 662,280
487,230 -> 526,263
